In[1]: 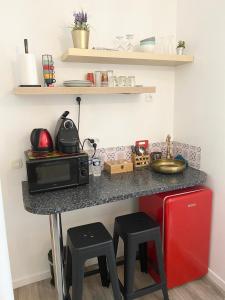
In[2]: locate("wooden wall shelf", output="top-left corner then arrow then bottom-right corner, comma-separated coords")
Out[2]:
14,86 -> 156,95
61,48 -> 193,66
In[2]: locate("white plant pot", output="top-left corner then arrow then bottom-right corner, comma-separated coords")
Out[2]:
176,47 -> 184,55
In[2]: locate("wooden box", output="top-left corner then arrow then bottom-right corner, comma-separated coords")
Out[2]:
104,159 -> 133,174
132,153 -> 150,168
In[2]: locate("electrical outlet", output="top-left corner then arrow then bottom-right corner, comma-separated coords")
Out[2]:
11,159 -> 23,169
145,93 -> 153,103
92,137 -> 100,144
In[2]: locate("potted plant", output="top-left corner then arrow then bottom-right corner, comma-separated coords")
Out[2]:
176,41 -> 185,55
71,11 -> 90,49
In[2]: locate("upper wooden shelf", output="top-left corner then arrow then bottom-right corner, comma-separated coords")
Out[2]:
14,86 -> 156,95
61,48 -> 193,66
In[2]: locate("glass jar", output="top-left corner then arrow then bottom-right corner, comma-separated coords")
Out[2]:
101,71 -> 108,87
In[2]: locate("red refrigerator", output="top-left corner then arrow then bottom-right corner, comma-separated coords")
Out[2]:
139,186 -> 212,288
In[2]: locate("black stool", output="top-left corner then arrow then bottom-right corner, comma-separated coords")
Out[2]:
113,212 -> 169,300
65,222 -> 122,300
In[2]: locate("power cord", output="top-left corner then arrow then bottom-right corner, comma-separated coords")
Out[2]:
75,97 -> 97,157
76,96 -> 81,133
75,97 -> 83,149
82,138 -> 97,158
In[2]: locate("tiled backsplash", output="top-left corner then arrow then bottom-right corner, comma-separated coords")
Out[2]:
87,141 -> 201,170
150,142 -> 201,169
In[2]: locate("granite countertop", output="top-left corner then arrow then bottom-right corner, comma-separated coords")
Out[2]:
22,167 -> 207,215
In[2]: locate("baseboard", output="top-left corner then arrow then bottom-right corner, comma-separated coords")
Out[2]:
207,268 -> 225,291
13,270 -> 51,289
13,256 -> 124,289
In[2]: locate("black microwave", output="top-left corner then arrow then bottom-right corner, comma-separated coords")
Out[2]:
25,151 -> 89,194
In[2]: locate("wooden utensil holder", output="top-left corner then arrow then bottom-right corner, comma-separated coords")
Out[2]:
132,153 -> 150,168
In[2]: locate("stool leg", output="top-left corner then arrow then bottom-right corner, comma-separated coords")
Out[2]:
72,257 -> 85,300
139,242 -> 148,273
113,224 -> 119,257
98,256 -> 110,287
155,235 -> 169,300
65,246 -> 72,295
106,245 -> 122,300
124,240 -> 137,300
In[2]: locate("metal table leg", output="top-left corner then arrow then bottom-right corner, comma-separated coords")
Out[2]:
49,213 -> 67,300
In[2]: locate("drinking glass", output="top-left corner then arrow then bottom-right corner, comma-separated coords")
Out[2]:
126,34 -> 134,51
157,37 -> 166,53
112,76 -> 118,87
118,76 -> 126,87
92,158 -> 101,176
107,70 -> 114,87
116,36 -> 125,51
167,35 -> 176,54
126,76 -> 136,87
89,158 -> 93,175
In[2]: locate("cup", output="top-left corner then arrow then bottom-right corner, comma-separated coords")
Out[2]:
45,79 -> 56,85
92,158 -> 101,176
87,73 -> 95,85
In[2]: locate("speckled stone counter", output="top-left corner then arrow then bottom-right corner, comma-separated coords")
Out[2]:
22,167 -> 207,215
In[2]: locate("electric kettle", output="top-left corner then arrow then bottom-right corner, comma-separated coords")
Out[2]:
30,128 -> 53,152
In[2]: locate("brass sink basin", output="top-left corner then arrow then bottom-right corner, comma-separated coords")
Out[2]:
151,159 -> 186,174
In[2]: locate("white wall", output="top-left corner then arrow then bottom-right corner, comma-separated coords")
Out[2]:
175,0 -> 225,288
0,0 -> 177,287
0,182 -> 14,300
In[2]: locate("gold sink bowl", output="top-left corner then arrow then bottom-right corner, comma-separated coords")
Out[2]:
151,159 -> 186,174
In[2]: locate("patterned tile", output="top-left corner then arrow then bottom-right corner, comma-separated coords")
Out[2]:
86,141 -> 201,170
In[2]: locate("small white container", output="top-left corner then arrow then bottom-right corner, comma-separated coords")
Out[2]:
176,47 -> 184,55
95,71 -> 102,87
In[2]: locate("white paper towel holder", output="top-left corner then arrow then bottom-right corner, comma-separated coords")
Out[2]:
18,39 -> 41,87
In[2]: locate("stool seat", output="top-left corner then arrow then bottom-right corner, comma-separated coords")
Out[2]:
113,212 -> 169,300
65,222 -> 122,300
115,212 -> 159,236
68,222 -> 112,250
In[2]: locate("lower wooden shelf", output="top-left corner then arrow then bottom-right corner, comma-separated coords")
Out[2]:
14,86 -> 156,95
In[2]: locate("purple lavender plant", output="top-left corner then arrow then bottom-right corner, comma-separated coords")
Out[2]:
73,11 -> 89,31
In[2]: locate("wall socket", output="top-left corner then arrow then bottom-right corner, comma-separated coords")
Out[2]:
11,159 -> 23,169
145,93 -> 153,102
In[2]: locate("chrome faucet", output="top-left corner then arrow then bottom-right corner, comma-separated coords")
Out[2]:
166,135 -> 173,159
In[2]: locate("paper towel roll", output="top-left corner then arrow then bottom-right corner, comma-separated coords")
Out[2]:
18,53 -> 40,86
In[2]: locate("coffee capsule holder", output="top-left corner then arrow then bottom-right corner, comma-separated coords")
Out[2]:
42,54 -> 56,87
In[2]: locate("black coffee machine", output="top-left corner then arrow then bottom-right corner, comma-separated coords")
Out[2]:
55,111 -> 80,154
